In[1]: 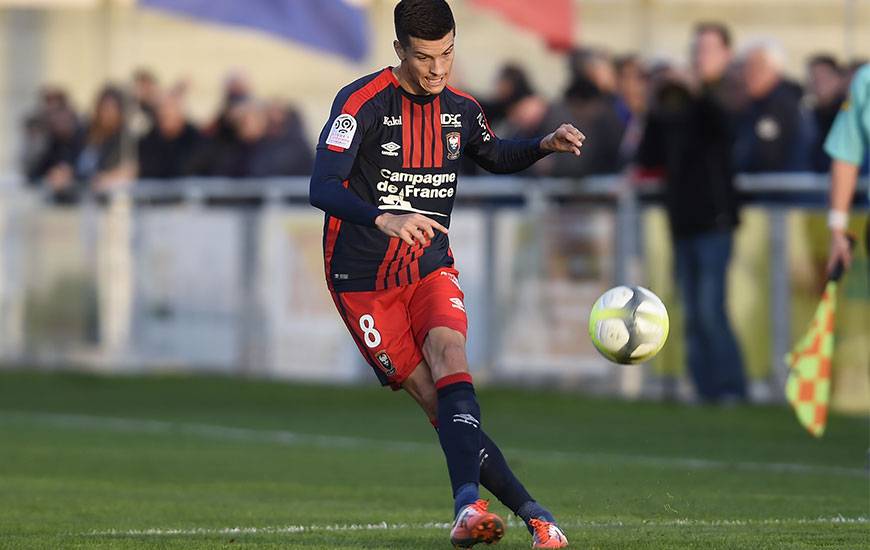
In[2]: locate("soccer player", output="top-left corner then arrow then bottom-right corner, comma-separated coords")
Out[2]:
824,63 -> 869,276
309,1 -> 584,547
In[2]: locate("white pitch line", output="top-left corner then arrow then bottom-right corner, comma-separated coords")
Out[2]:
79,516 -> 870,537
2,411 -> 866,478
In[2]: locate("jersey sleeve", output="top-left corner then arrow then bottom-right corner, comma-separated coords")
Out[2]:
309,88 -> 382,227
461,95 -> 550,174
824,65 -> 870,166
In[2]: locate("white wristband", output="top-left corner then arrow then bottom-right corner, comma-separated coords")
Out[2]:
827,210 -> 849,231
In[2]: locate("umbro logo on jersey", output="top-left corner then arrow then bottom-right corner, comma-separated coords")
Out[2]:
383,115 -> 402,126
441,113 -> 462,128
381,142 -> 401,156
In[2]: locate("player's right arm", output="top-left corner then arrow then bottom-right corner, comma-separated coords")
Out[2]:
309,86 -> 446,246
309,89 -> 383,227
374,212 -> 448,247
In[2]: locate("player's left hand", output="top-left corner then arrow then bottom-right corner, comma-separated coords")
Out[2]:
540,124 -> 585,156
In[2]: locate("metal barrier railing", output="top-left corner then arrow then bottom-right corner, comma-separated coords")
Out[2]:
0,174 -> 866,403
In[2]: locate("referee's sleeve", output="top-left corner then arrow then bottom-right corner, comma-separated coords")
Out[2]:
824,65 -> 870,166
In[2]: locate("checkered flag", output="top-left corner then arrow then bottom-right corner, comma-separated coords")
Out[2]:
784,238 -> 854,437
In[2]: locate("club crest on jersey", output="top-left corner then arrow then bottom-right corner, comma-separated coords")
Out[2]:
375,351 -> 396,376
446,132 -> 461,160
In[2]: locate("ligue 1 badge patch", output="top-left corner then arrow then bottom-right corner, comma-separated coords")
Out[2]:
375,351 -> 396,376
446,132 -> 461,160
325,113 -> 357,150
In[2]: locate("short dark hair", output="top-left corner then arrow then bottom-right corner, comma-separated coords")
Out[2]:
497,63 -> 535,104
694,22 -> 731,48
808,53 -> 841,73
133,68 -> 157,84
615,54 -> 644,77
394,0 -> 456,48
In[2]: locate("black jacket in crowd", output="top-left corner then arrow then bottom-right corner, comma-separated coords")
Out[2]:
809,94 -> 846,173
138,122 -> 202,179
636,79 -> 740,238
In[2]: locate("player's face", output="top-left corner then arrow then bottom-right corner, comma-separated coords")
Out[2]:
395,32 -> 455,95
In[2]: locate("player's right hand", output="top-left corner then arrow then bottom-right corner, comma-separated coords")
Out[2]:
375,213 -> 448,246
826,230 -> 853,276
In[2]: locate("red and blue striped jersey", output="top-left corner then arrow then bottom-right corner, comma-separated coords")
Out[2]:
310,67 -> 548,292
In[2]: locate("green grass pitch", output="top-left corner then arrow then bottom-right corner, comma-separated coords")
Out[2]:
0,371 -> 867,549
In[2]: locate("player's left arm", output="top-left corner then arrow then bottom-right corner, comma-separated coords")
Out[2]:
464,100 -> 584,174
539,124 -> 586,156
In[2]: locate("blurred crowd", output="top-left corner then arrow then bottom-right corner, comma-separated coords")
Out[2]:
471,34 -> 865,179
21,27 -> 868,197
22,69 -> 314,197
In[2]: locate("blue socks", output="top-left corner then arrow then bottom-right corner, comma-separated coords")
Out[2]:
432,374 -> 556,531
479,431 -> 554,533
517,501 -> 557,534
479,431 -> 532,510
435,375 -> 482,516
453,483 -> 479,516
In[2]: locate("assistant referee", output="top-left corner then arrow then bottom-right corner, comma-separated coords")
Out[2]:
824,63 -> 869,276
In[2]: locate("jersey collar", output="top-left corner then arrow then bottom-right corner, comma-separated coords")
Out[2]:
387,66 -> 441,105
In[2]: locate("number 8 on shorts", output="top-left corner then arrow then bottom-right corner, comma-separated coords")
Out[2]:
359,314 -> 382,348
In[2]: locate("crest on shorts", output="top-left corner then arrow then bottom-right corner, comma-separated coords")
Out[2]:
375,351 -> 396,376
446,132 -> 461,160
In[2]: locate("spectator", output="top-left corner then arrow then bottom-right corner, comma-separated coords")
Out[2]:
23,87 -> 84,194
205,69 -> 252,141
490,66 -> 583,177
262,99 -> 314,176
189,69 -> 255,176
636,22 -> 746,404
137,93 -> 201,179
461,63 -> 536,175
735,40 -> 809,172
199,99 -> 311,178
561,76 -> 625,175
567,47 -> 618,98
615,55 -> 648,122
483,63 -> 535,131
131,68 -> 161,135
561,48 -> 626,174
614,55 -> 649,163
76,85 -> 136,191
805,55 -> 847,173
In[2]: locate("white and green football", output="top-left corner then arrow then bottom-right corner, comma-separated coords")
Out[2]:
588,285 -> 669,364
